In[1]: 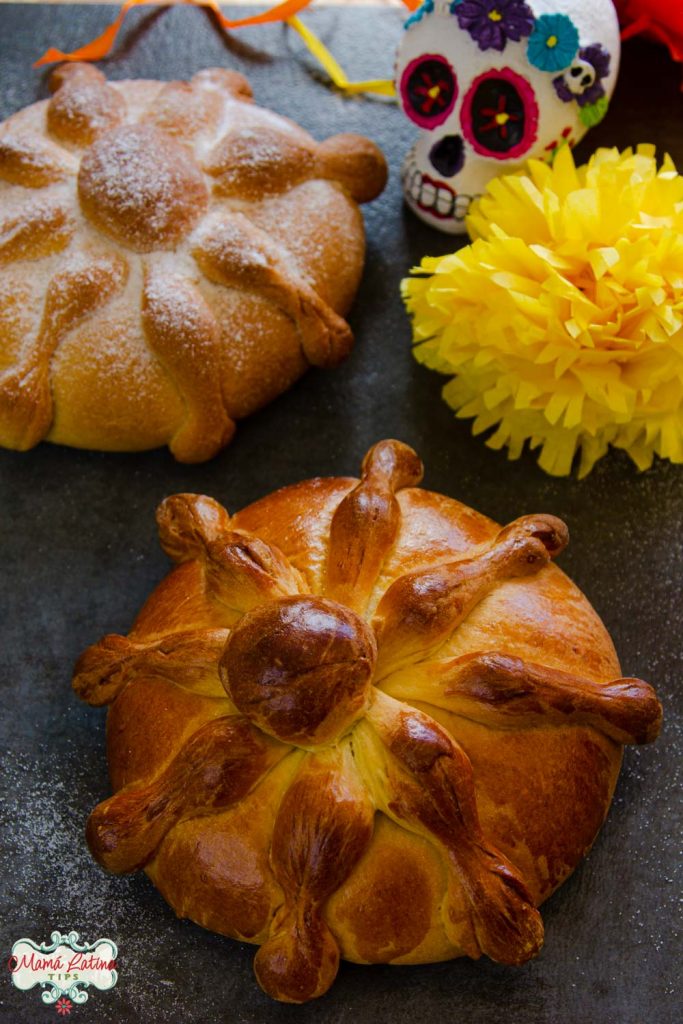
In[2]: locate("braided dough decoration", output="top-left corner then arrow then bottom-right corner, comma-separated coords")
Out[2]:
74,440 -> 661,1002
0,64 -> 387,461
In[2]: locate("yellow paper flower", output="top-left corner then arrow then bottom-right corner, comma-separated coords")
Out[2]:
402,145 -> 683,476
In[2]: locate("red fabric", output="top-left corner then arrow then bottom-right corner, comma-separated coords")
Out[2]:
614,0 -> 683,63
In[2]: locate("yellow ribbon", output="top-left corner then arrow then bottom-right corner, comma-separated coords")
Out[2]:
287,15 -> 396,97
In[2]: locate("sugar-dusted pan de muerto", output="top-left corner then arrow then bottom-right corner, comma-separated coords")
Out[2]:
0,63 -> 387,461
74,440 -> 661,1002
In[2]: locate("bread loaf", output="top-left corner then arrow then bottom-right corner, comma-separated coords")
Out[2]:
74,439 -> 661,1002
0,64 -> 387,460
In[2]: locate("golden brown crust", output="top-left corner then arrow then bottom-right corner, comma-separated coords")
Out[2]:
148,755 -> 295,944
326,813 -> 442,964
192,211 -> 353,368
382,652 -> 661,745
74,440 -> 662,1002
73,628 -> 229,707
89,715 -> 287,873
142,79 -> 224,139
373,513 -> 568,679
0,133 -> 72,187
205,123 -> 316,199
141,271 -> 234,462
0,65 -> 386,460
156,493 -> 232,563
105,675 -> 229,789
0,251 -> 128,449
0,201 -> 73,264
362,694 -> 544,965
315,134 -> 389,203
254,747 -> 374,1003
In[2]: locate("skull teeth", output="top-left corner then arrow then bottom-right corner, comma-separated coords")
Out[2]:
402,162 -> 465,222
401,155 -> 477,224
434,188 -> 454,217
420,179 -> 437,206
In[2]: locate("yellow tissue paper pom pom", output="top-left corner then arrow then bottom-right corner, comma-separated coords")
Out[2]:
402,145 -> 683,477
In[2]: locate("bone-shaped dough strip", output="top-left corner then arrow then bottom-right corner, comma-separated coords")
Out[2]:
73,628 -> 230,707
156,493 -> 305,621
142,270 -> 235,463
326,439 -> 424,614
192,211 -> 353,368
314,133 -> 388,204
381,652 -> 662,745
156,493 -> 232,563
142,79 -> 223,139
205,124 -> 386,204
365,693 -> 543,965
47,63 -> 126,147
86,715 -> 287,874
372,514 -> 568,679
0,132 -> 73,187
254,745 -> 374,1003
0,202 -> 73,265
204,533 -> 306,618
0,252 -> 128,449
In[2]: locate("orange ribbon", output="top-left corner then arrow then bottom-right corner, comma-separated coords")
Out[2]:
35,0 -> 421,68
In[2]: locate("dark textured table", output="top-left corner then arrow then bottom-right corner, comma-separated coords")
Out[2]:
0,5 -> 681,1023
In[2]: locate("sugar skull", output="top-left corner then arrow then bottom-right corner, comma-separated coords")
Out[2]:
396,0 -> 620,232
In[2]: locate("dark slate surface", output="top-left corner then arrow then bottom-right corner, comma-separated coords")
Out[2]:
0,5 -> 681,1023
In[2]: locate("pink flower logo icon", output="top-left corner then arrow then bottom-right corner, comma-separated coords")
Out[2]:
55,997 -> 72,1016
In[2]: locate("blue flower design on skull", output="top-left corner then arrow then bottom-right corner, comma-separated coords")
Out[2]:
527,13 -> 579,72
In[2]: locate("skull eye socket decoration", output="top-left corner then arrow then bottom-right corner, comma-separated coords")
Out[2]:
461,67 -> 538,159
396,0 -> 620,233
400,53 -> 459,129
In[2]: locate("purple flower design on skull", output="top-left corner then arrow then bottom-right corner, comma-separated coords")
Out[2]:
553,44 -> 611,107
451,0 -> 535,53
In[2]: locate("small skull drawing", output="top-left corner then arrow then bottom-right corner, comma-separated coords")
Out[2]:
396,0 -> 620,233
558,58 -> 597,97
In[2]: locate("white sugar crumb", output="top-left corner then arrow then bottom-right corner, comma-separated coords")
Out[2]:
214,98 -> 305,146
219,127 -> 283,161
144,274 -> 215,343
80,127 -> 205,241
86,132 -> 170,209
1,746 -> 140,929
0,196 -> 66,235
0,129 -> 77,171
195,216 -> 270,273
206,125 -> 310,187
54,82 -> 118,133
245,179 -> 356,287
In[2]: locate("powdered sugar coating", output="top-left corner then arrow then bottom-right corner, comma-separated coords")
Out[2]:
0,65 -> 385,461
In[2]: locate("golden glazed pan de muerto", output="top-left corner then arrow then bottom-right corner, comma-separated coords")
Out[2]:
74,439 -> 662,1003
0,63 -> 387,461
